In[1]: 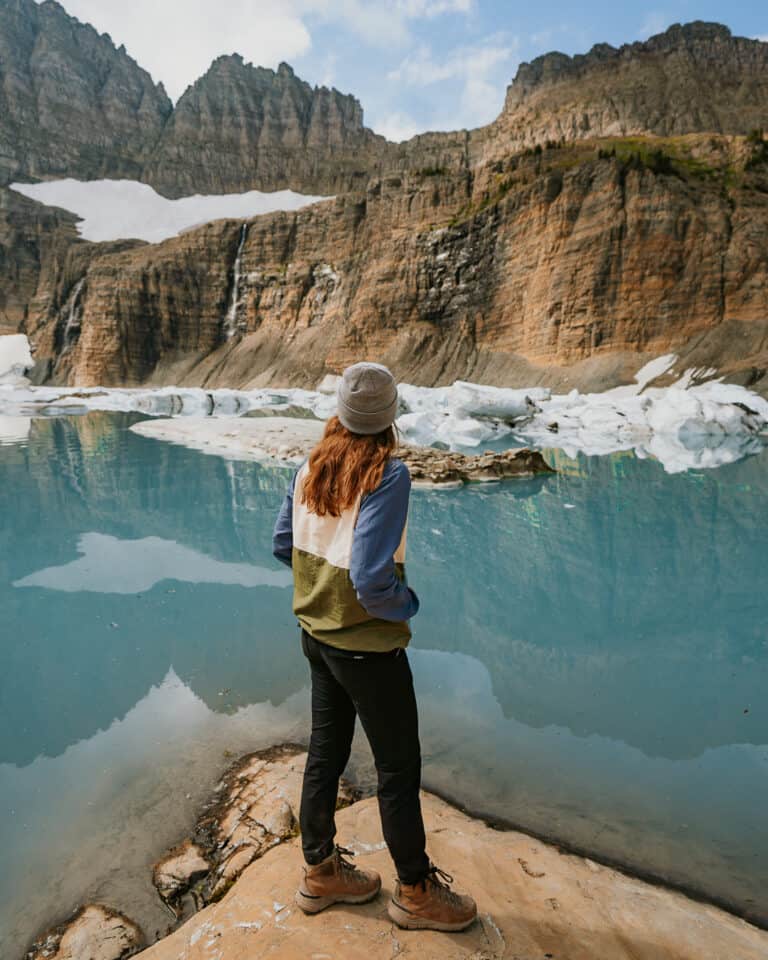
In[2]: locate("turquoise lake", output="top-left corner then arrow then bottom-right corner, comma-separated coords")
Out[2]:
1,412 -> 766,953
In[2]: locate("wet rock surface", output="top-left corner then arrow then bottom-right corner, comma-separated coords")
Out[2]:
151,744 -> 357,918
24,904 -> 144,960
403,446 -> 554,486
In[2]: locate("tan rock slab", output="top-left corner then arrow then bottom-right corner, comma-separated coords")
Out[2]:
153,745 -> 357,908
138,792 -> 767,960
25,904 -> 144,960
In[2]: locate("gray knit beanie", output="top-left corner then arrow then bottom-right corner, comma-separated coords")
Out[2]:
336,362 -> 398,435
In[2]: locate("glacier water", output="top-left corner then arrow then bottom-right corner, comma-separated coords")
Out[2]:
1,412 -> 766,952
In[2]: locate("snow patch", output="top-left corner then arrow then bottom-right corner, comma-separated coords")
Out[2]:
0,334 -> 33,386
8,179 -> 330,245
602,354 -> 677,397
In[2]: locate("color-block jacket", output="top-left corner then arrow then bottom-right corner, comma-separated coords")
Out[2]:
272,457 -> 419,652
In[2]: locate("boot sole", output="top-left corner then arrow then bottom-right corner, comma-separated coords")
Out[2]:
387,899 -> 477,932
295,883 -> 381,915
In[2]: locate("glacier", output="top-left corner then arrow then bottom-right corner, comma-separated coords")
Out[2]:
1,336 -> 767,473
8,179 -> 330,245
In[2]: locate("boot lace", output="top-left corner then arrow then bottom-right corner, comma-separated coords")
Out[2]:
334,845 -> 364,881
423,864 -> 461,904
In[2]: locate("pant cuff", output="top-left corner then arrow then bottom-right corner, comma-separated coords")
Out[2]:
303,842 -> 335,866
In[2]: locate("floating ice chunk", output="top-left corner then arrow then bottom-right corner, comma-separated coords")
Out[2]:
398,380 -> 548,422
316,374 -> 342,395
434,414 -> 512,448
398,383 -> 455,414
0,362 -> 766,473
396,412 -> 444,447
451,381 -> 549,420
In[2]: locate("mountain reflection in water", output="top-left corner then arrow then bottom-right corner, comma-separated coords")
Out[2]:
1,413 -> 766,951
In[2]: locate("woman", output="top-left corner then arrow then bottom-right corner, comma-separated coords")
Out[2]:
272,361 -> 477,932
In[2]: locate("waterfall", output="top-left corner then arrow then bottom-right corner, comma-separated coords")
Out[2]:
224,223 -> 248,339
62,278 -> 85,350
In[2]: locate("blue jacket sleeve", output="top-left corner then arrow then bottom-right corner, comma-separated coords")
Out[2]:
272,470 -> 297,567
350,459 -> 420,622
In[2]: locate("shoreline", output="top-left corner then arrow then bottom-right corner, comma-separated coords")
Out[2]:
25,743 -> 768,960
128,416 -> 555,486
421,779 -> 768,933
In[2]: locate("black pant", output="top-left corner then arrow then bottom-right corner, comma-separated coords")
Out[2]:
299,628 -> 430,884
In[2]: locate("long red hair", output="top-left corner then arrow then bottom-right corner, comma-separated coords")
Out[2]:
300,415 -> 397,517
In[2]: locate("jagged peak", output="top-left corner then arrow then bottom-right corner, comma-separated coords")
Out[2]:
184,55 -> 364,112
510,21 -> 755,92
31,0 -> 172,107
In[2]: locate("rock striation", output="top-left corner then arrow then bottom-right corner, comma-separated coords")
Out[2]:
491,22 -> 768,154
0,0 -> 172,186
143,58 -> 390,199
26,136 -> 768,396
150,745 -> 357,920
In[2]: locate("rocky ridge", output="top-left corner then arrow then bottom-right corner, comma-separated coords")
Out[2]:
490,22 -> 768,155
151,745 -> 357,919
0,0 -> 391,198
0,0 -> 172,186
143,58 -> 390,199
23,135 -> 768,396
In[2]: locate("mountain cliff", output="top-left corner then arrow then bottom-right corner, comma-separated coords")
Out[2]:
490,22 -> 768,154
0,0 -> 173,185
0,0 -> 393,198
3,7 -> 768,393
142,57 -> 391,198
25,137 -> 768,395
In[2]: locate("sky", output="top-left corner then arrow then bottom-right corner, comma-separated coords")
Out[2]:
49,1 -> 768,141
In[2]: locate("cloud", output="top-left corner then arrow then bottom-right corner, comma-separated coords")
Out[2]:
638,12 -> 669,39
755,34 -> 768,43
387,36 -> 518,130
389,38 -> 515,86
51,0 -> 476,102
59,0 -> 312,101
395,0 -> 474,16
318,52 -> 338,88
372,111 -> 423,142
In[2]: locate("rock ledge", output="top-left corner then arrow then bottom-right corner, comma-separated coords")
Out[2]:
129,417 -> 554,486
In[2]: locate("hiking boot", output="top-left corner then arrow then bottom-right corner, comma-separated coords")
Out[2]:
388,864 -> 477,932
295,845 -> 381,914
